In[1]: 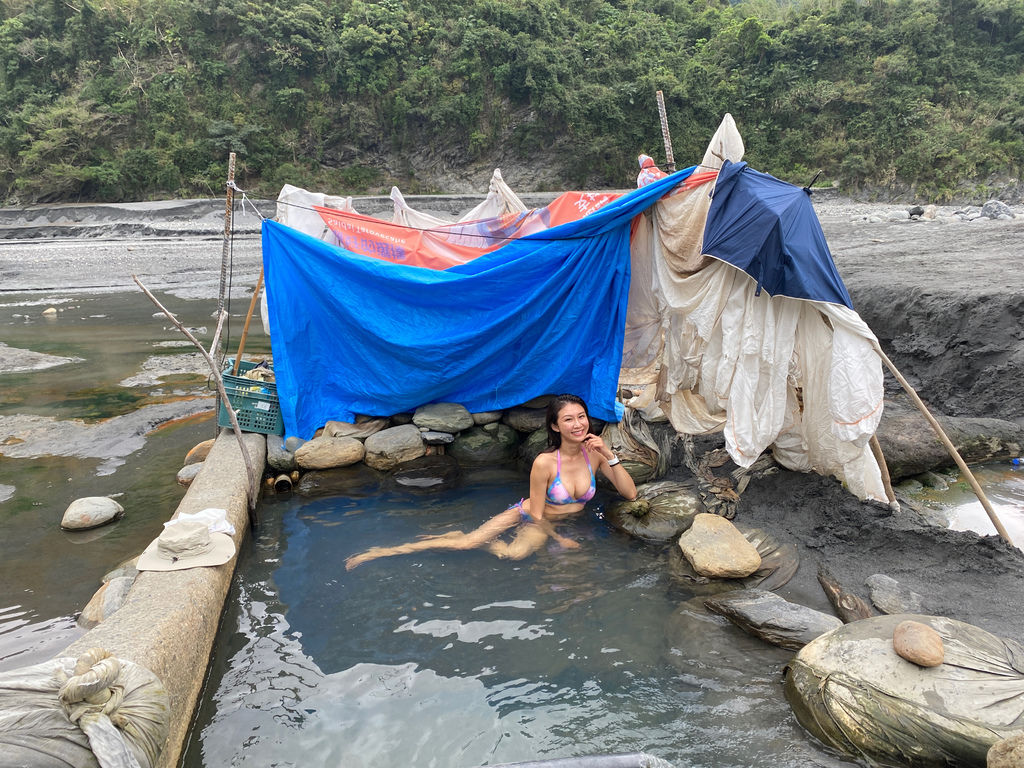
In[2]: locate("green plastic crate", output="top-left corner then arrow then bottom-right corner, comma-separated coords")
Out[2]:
218,359 -> 284,435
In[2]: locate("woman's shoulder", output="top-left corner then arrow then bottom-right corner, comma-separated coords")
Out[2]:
531,449 -> 557,472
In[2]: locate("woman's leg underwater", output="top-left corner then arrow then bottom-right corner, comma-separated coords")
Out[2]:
344,506 -> 523,570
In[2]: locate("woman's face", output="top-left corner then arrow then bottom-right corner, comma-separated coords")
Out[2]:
553,402 -> 589,443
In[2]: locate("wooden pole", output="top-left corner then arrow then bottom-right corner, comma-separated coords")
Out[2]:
217,152 -> 236,326
877,347 -> 1012,545
231,267 -> 264,376
655,90 -> 676,172
869,434 -> 898,509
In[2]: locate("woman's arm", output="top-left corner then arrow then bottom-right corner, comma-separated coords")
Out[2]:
585,434 -> 638,500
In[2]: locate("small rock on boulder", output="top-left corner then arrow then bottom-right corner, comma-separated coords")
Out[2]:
295,436 -> 366,470
893,619 -> 944,667
677,513 -> 761,578
412,403 -> 474,433
364,424 -> 426,471
61,497 -> 125,530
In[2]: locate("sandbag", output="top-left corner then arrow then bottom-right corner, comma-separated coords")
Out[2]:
0,649 -> 169,768
784,614 -> 1024,767
667,526 -> 798,593
606,480 -> 704,541
600,408 -> 671,486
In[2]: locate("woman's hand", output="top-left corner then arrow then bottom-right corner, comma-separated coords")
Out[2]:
582,433 -> 615,461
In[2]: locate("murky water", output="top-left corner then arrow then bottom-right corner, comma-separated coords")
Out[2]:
181,475 -> 856,768
0,276 -> 269,671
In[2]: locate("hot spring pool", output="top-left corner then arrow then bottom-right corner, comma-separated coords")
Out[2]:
180,468 -> 853,768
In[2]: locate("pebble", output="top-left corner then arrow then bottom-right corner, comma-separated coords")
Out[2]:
893,619 -> 944,667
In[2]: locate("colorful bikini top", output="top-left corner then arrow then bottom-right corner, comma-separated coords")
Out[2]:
545,447 -> 596,505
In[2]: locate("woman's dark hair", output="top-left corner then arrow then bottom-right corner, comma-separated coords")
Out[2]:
545,394 -> 590,450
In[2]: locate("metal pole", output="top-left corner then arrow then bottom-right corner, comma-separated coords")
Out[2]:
656,91 -> 675,172
218,152 -> 236,322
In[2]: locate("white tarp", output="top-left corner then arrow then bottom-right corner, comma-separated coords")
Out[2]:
622,114 -> 886,501
390,169 -> 526,227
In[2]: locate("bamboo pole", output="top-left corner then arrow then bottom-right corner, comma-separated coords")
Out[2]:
877,347 -> 1012,545
217,152 -> 236,323
869,434 -> 898,510
231,267 -> 264,376
134,275 -> 259,529
655,90 -> 675,172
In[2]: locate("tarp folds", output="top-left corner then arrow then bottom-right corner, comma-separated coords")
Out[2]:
621,115 -> 885,501
262,167 -> 699,438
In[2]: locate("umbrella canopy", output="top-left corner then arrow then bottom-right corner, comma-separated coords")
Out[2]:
702,161 -> 854,309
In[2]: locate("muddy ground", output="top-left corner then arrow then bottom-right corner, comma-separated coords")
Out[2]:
2,195 -> 1023,641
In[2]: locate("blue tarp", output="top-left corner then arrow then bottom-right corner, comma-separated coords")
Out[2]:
703,161 -> 854,309
262,166 -> 697,438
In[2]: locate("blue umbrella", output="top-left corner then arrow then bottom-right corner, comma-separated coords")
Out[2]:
702,161 -> 854,309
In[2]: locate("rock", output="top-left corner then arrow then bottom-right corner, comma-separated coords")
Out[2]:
323,417 -> 388,439
449,424 -> 519,465
412,403 -> 474,433
981,200 -> 1014,220
363,424 -> 426,471
916,470 -> 949,490
677,513 -> 762,578
388,454 -> 461,492
887,209 -> 910,221
176,462 -> 203,487
472,410 -> 503,425
42,307 -> 57,316
503,406 -> 548,433
704,590 -> 843,650
606,480 -> 704,540
284,436 -> 305,452
518,428 -> 549,466
102,560 -> 139,583
420,430 -> 455,445
61,496 -> 124,530
908,205 -> 925,219
391,412 -> 414,425
922,204 -> 937,220
267,433 -> 297,472
78,575 -> 135,629
295,435 -> 365,469
295,465 -> 384,497
989,732 -> 1024,768
867,573 -> 925,615
669,526 -> 799,594
184,438 -> 216,465
893,619 -> 944,667
522,394 -> 555,409
876,399 -> 1024,480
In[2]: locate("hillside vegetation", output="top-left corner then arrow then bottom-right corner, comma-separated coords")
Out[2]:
1,0 -> 1023,203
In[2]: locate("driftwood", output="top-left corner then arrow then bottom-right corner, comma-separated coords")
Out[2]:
817,565 -> 874,623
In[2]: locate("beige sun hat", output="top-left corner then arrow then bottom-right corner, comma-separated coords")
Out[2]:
137,519 -> 235,572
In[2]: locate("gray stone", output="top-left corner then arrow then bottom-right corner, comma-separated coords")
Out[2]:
176,462 -> 203,487
296,465 -> 383,497
678,513 -> 761,578
412,403 -> 474,433
981,199 -> 1014,219
102,561 -> 139,583
388,455 -> 461,492
522,394 -> 555,409
391,412 -> 414,425
323,418 -> 388,440
519,428 -> 549,466
78,575 -> 135,629
887,210 -> 910,221
363,424 -> 426,471
295,435 -> 365,470
421,431 -> 455,445
472,410 -> 503,425
916,470 -> 949,491
449,424 -> 520,465
267,433 -> 298,472
284,436 -> 305,452
704,590 -> 843,650
503,406 -> 548,433
61,496 -> 124,530
922,204 -> 937,220
988,732 -> 1024,768
866,573 -> 925,615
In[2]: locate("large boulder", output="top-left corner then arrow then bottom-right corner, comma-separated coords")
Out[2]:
60,497 -> 124,530
412,403 -> 473,433
295,435 -> 365,470
677,513 -> 761,578
606,480 -> 704,540
875,399 -> 1023,480
363,424 -> 426,471
785,614 -> 1024,767
449,424 -> 519,465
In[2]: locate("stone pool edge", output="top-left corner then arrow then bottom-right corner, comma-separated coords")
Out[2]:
62,429 -> 266,768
